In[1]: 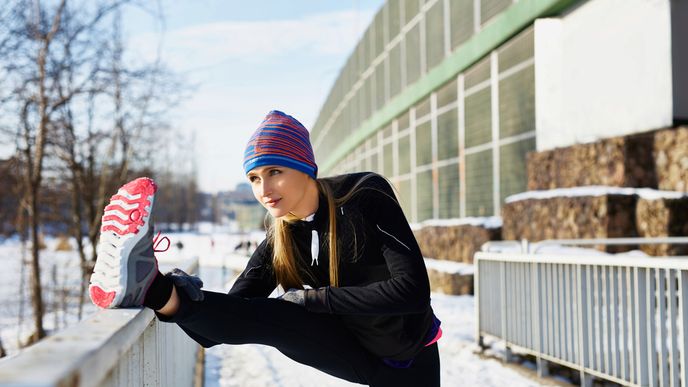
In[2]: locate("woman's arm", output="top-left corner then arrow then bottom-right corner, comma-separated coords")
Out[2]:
306,176 -> 431,315
228,239 -> 277,298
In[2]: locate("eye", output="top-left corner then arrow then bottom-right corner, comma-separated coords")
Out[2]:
248,175 -> 259,183
269,169 -> 281,176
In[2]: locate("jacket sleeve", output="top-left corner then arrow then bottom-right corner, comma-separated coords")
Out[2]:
305,176 -> 431,315
228,239 -> 277,298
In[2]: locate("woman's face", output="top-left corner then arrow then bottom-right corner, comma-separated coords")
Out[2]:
247,165 -> 311,218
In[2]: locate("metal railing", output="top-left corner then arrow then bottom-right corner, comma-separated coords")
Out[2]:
0,258 -> 201,387
475,238 -> 688,387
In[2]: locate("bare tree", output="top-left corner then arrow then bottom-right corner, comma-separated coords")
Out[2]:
51,3 -> 183,318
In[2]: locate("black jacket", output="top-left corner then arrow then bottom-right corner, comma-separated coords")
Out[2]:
228,172 -> 435,361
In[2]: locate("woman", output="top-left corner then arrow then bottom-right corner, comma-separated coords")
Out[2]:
89,110 -> 441,386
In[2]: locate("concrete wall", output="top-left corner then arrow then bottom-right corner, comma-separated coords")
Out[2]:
535,0 -> 674,151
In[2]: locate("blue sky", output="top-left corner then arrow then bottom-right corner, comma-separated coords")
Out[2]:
125,0 -> 384,193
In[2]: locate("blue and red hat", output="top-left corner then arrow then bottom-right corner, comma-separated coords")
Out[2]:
243,110 -> 318,179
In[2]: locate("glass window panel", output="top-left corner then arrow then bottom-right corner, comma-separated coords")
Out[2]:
398,134 -> 411,175
375,9 -> 385,58
367,74 -> 376,119
425,0 -> 445,71
437,78 -> 457,108
464,88 -> 492,148
415,95 -> 431,120
498,28 -> 534,71
360,32 -> 369,75
388,0 -> 401,44
481,0 -> 511,26
438,108 -> 458,161
389,43 -> 402,99
384,142 -> 394,177
371,153 -> 379,174
397,178 -> 412,220
405,0 -> 420,25
465,150 -> 493,216
438,163 -> 460,218
416,169 -> 433,221
405,23 -> 422,86
415,121 -> 432,166
383,124 -> 393,140
368,25 -> 376,65
500,138 -> 535,204
450,0 -> 473,49
464,56 -> 491,89
499,66 -> 534,139
375,63 -> 386,110
398,111 -> 410,131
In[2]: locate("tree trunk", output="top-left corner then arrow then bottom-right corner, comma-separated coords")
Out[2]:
27,190 -> 45,341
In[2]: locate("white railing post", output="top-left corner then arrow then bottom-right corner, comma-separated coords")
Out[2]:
475,255 -> 483,348
577,264 -> 593,386
678,271 -> 688,387
500,260 -> 511,362
635,267 -> 650,386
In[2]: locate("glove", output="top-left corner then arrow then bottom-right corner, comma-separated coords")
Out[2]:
277,288 -> 305,307
166,268 -> 204,302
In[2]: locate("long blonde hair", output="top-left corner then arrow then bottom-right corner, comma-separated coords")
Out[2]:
267,173 -> 395,290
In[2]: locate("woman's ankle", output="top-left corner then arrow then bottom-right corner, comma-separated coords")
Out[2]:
156,285 -> 180,316
143,271 -> 173,310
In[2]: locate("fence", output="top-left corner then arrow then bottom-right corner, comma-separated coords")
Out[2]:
475,238 -> 688,387
0,258 -> 201,387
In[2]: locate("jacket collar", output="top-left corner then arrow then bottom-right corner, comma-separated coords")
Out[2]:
289,192 -> 329,232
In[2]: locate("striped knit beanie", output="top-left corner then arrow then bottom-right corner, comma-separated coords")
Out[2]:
243,110 -> 318,179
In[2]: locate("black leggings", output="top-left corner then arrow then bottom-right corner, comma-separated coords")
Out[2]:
156,290 -> 440,387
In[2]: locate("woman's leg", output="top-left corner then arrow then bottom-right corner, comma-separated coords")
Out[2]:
369,343 -> 440,387
156,289 -> 381,385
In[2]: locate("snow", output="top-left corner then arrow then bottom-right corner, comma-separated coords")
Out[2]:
424,258 -> 475,275
506,185 -> 688,204
0,226 -> 558,386
411,216 -> 503,230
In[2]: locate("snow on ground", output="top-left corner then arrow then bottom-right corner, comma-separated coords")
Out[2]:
0,236 -> 98,354
0,227 -> 564,385
410,216 -> 503,230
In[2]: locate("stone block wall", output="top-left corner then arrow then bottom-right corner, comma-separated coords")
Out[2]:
501,195 -> 638,253
413,224 -> 501,264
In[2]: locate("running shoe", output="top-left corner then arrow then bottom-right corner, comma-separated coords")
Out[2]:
89,177 -> 161,308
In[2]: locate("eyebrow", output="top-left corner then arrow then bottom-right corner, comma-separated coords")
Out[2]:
247,166 -> 278,177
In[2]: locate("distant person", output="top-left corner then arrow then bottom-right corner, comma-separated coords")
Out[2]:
88,110 -> 441,386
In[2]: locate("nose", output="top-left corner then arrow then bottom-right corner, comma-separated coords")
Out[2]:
258,178 -> 272,198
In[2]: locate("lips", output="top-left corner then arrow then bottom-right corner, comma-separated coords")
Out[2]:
265,198 -> 281,207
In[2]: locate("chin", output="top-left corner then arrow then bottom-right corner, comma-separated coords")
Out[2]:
268,208 -> 288,218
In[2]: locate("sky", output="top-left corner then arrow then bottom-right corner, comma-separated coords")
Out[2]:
124,0 -> 385,193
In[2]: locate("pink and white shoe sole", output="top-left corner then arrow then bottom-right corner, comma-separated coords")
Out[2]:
89,177 -> 158,308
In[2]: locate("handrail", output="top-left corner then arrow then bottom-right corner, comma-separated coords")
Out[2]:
530,237 -> 688,253
0,258 -> 200,387
481,236 -> 688,254
475,250 -> 688,386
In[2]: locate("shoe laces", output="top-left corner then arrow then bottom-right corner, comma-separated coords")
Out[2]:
153,231 -> 170,252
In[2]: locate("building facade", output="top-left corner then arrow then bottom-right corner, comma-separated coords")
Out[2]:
310,0 -> 687,223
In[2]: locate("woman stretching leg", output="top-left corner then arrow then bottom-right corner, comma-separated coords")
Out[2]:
88,111 -> 441,386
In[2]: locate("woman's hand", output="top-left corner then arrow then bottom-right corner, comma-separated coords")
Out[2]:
166,268 -> 204,301
277,288 -> 305,306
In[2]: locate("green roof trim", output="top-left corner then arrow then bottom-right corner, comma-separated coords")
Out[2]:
319,0 -> 578,173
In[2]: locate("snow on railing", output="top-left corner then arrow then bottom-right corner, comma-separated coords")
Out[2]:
0,258 -> 201,387
475,238 -> 688,387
